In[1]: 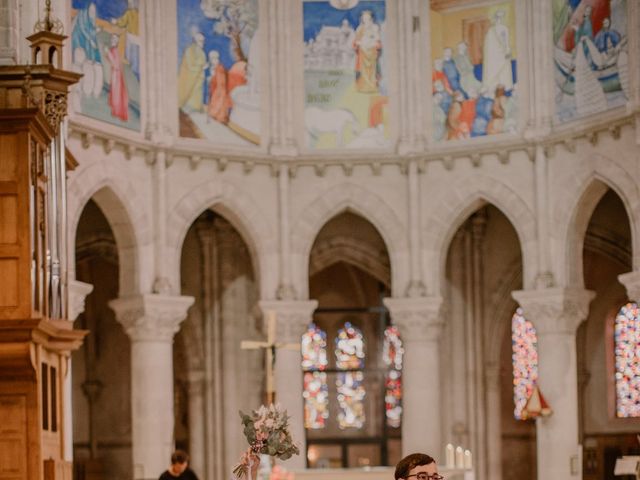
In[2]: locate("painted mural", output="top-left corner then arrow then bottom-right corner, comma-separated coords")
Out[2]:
70,0 -> 141,131
430,1 -> 518,142
303,0 -> 390,150
177,0 -> 260,146
553,0 -> 628,122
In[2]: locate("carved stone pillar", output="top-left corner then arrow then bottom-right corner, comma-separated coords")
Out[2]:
259,299 -> 318,469
512,288 -> 594,480
68,279 -> 94,321
187,370 -> 206,479
110,294 -> 194,480
384,296 -> 443,459
66,279 -> 94,460
619,271 -> 640,301
484,364 -> 502,480
0,0 -> 18,65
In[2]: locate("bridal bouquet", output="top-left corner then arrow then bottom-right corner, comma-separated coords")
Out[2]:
232,404 -> 300,480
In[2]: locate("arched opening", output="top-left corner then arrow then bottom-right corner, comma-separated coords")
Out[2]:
174,209 -> 262,479
443,204 -> 529,480
579,189 -> 640,480
305,211 -> 398,468
72,199 -> 132,479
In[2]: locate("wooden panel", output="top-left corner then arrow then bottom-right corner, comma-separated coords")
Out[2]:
0,195 -> 18,244
0,395 -> 28,480
0,135 -> 17,181
0,259 -> 18,307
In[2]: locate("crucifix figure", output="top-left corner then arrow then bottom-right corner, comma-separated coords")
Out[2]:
241,311 -> 300,404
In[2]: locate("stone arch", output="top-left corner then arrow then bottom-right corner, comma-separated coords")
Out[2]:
423,175 -> 536,295
291,183 -> 409,298
68,162 -> 150,295
167,178 -> 277,299
553,154 -> 640,287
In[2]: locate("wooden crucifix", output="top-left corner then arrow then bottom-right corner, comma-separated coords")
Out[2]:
241,311 -> 300,405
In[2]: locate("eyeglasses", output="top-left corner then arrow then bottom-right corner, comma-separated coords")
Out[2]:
407,474 -> 444,480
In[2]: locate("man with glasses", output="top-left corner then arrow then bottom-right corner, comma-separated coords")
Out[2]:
394,453 -> 444,480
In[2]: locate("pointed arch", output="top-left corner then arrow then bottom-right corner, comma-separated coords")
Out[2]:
290,183 -> 409,298
68,161 -> 149,295
553,154 -> 640,287
423,175 -> 536,295
166,178 -> 277,298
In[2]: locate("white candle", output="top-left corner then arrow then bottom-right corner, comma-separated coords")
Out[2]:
464,450 -> 472,470
455,446 -> 464,469
445,444 -> 455,469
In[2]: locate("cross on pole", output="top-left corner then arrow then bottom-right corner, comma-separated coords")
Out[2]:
241,310 -> 300,405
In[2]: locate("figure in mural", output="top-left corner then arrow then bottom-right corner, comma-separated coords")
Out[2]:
71,2 -> 103,99
432,59 -> 453,94
353,10 -> 382,94
178,29 -> 207,112
431,2 -> 517,141
104,33 -> 129,121
206,51 -> 231,124
442,48 -> 462,96
111,0 -> 140,80
454,42 -> 482,97
482,10 -> 513,95
177,0 -> 259,145
553,0 -> 628,122
71,0 -> 140,130
594,17 -> 621,53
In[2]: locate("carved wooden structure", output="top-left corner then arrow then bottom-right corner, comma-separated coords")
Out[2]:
0,25 -> 85,480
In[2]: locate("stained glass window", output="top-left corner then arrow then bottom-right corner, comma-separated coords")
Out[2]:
302,323 -> 329,429
512,308 -> 538,420
334,322 -> 366,428
302,323 -> 329,371
335,322 -> 365,370
303,371 -> 330,429
383,326 -> 403,427
614,302 -> 640,418
336,371 -> 366,429
383,326 -> 403,368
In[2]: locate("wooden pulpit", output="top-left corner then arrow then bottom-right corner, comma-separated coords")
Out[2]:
0,17 -> 86,480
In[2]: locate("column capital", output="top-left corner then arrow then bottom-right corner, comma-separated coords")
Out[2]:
109,294 -> 194,342
68,280 -> 94,321
618,271 -> 640,302
259,299 -> 318,343
512,288 -> 594,335
384,296 -> 444,341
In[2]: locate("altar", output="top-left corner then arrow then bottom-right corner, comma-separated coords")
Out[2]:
291,467 -> 475,480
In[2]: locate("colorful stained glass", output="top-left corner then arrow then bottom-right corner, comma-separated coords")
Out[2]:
385,369 -> 402,428
336,371 -> 366,429
512,307 -> 538,420
615,302 -> 640,418
383,326 -> 404,370
302,323 -> 328,371
303,371 -> 329,429
335,322 -> 365,370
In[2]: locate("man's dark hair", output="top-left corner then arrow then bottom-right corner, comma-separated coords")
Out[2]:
171,450 -> 189,465
394,453 -> 435,480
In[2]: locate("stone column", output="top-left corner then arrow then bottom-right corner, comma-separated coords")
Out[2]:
512,288 -> 594,480
65,279 -> 94,461
259,299 -> 318,470
484,364 -> 502,480
384,296 -> 443,459
0,0 -> 18,65
187,370 -> 206,479
110,294 -> 194,480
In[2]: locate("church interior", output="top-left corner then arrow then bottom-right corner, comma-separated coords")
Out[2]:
0,0 -> 639,480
